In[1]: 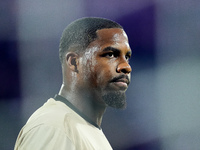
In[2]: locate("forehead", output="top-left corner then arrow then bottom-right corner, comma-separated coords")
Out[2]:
97,28 -> 129,45
87,28 -> 131,51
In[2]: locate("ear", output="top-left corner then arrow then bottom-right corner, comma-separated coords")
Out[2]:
65,52 -> 79,72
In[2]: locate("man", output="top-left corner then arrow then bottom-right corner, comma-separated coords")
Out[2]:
14,17 -> 132,150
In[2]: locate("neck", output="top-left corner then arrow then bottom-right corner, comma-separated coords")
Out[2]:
58,84 -> 107,127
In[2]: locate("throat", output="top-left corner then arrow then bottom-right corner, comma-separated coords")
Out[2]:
54,94 -> 106,129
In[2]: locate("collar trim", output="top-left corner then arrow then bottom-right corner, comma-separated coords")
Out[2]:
54,94 -> 101,129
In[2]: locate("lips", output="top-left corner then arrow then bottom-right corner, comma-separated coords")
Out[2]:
110,75 -> 130,89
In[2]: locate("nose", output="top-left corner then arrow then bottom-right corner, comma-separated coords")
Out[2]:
117,61 -> 132,74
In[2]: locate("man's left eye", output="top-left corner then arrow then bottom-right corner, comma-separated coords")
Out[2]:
125,55 -> 130,60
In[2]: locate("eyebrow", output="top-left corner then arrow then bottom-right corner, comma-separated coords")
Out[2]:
102,46 -> 132,55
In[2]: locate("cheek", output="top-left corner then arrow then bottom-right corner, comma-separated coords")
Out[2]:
80,58 -> 99,86
94,62 -> 114,87
80,53 -> 96,80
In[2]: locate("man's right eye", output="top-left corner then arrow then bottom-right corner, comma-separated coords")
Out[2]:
105,52 -> 115,58
101,52 -> 115,58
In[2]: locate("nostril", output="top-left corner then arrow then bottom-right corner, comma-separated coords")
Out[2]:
121,69 -> 128,74
117,63 -> 132,74
122,68 -> 131,74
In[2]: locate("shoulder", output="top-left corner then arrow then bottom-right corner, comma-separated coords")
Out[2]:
14,98 -> 77,149
15,124 -> 76,150
23,98 -> 74,133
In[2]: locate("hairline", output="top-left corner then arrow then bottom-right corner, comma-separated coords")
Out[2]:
61,26 -> 123,64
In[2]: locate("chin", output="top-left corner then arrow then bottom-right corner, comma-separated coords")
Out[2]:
102,91 -> 127,109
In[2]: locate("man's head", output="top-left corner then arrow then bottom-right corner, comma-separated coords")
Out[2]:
59,17 -> 122,64
59,17 -> 132,109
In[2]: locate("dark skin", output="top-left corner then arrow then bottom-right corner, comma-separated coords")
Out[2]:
59,28 -> 132,127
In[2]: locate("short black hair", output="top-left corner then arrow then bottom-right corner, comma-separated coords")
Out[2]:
59,17 -> 123,63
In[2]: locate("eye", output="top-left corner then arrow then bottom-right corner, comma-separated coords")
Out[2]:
125,55 -> 131,61
107,52 -> 114,58
103,52 -> 116,58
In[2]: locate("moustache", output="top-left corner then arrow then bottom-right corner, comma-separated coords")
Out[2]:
110,75 -> 130,85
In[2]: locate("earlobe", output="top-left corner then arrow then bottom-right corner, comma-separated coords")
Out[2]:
65,52 -> 79,72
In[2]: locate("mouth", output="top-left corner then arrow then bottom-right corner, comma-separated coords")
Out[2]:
110,75 -> 130,90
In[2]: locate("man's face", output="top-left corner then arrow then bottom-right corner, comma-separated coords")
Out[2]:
78,28 -> 132,109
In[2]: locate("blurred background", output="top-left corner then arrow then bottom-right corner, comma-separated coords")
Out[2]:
0,0 -> 200,149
